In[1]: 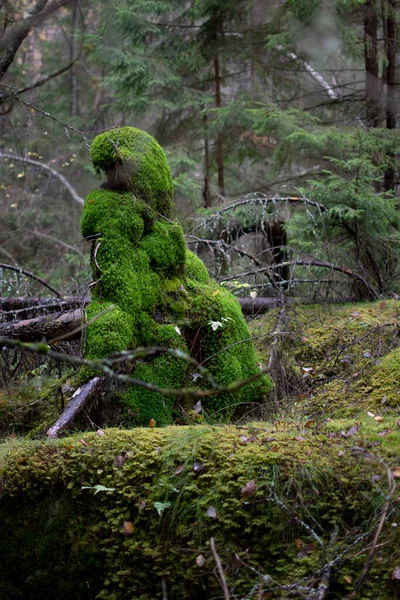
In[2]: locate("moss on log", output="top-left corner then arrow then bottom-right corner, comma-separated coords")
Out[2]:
0,422 -> 399,599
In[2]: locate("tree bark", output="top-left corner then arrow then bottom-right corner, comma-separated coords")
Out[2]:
383,0 -> 397,191
0,308 -> 83,341
214,51 -> 225,198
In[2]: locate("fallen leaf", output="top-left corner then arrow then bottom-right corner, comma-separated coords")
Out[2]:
193,461 -> 205,473
350,311 -> 359,317
95,429 -> 104,437
344,575 -> 353,584
114,455 -> 127,468
79,439 -> 89,447
294,538 -> 304,549
295,436 -> 306,442
240,435 -> 257,444
391,567 -> 400,580
392,467 -> 400,479
241,479 -> 257,498
196,554 -> 205,567
207,506 -> 217,519
371,475 -> 381,482
342,425 -> 358,437
193,400 -> 202,413
367,412 -> 375,417
174,465 -> 183,476
374,416 -> 383,422
338,451 -> 345,457
149,418 -> 156,428
122,521 -> 134,536
377,429 -> 391,437
397,420 -> 400,429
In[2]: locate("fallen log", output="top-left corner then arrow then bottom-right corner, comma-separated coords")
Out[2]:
46,377 -> 104,438
0,297 -> 278,342
0,308 -> 83,341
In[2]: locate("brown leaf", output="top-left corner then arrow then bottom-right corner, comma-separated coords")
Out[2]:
121,521 -> 134,536
341,425 -> 358,437
193,461 -> 205,473
344,575 -> 353,584
174,465 -> 183,476
196,554 -> 205,567
79,439 -> 89,447
294,538 -> 304,549
397,420 -> 400,430
207,505 -> 217,519
377,429 -> 391,437
114,455 -> 127,468
149,418 -> 156,428
241,479 -> 257,498
392,467 -> 400,479
240,435 -> 257,444
374,416 -> 383,422
391,566 -> 400,580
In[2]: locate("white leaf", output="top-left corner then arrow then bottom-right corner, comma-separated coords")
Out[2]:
367,411 -> 375,417
250,291 -> 257,299
174,326 -> 181,335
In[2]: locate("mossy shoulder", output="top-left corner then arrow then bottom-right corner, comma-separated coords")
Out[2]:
0,423 -> 399,599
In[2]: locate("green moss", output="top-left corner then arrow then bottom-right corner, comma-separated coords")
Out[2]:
0,424 -> 399,599
90,127 -> 174,218
185,249 -> 210,284
370,347 -> 400,406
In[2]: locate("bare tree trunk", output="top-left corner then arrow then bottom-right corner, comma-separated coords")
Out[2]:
383,0 -> 397,191
69,0 -> 79,117
364,0 -> 380,127
0,309 -> 83,341
203,109 -> 211,208
214,52 -> 225,198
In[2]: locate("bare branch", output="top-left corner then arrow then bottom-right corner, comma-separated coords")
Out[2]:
0,153 -> 84,206
0,263 -> 62,297
210,538 -> 230,600
46,376 -> 104,438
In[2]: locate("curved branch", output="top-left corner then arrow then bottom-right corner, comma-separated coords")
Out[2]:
0,153 -> 84,205
0,263 -> 62,297
219,258 -> 379,299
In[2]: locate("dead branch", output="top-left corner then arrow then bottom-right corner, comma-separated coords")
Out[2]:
219,259 -> 379,300
210,537 -> 230,600
46,376 -> 104,438
0,153 -> 84,206
0,308 -> 83,341
0,263 -> 62,297
0,296 -> 88,313
0,0 -> 73,81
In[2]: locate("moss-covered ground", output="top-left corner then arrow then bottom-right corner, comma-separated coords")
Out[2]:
1,299 -> 400,598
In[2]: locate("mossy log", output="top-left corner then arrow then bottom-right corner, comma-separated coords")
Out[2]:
0,423 -> 399,599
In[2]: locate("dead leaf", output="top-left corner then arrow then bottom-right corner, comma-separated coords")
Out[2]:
241,479 -> 257,498
193,461 -> 205,473
392,467 -> 400,479
374,416 -> 383,422
79,439 -> 89,447
240,435 -> 257,444
391,566 -> 400,580
196,554 -> 205,567
114,455 -> 127,468
95,429 -> 104,437
397,420 -> 400,430
122,521 -> 134,536
174,465 -> 183,476
344,575 -> 353,584
350,311 -> 360,317
377,429 -> 391,437
295,436 -> 306,442
207,506 -> 217,519
341,425 -> 358,437
338,451 -> 345,457
294,538 -> 304,549
149,418 -> 156,428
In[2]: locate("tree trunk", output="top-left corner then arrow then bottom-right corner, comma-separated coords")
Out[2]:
69,0 -> 79,117
383,0 -> 397,191
364,0 -> 380,127
203,109 -> 212,208
214,52 -> 225,198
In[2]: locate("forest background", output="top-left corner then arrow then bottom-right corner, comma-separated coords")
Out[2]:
0,0 -> 399,310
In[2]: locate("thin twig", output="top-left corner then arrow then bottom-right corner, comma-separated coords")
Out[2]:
0,263 -> 62,297
210,537 -> 230,600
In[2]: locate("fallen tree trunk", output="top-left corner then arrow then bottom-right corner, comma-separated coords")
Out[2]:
46,376 -> 104,438
0,297 -> 277,341
0,308 -> 83,341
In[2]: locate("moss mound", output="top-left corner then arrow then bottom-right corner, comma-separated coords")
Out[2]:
81,128 -> 271,425
253,299 -> 400,418
0,424 -> 399,599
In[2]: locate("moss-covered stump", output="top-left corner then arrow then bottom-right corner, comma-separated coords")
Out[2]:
81,127 -> 271,425
1,424 -> 400,599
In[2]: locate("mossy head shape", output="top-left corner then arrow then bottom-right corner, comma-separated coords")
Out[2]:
90,127 -> 174,217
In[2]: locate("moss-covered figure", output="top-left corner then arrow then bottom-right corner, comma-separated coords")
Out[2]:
82,127 -> 271,425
